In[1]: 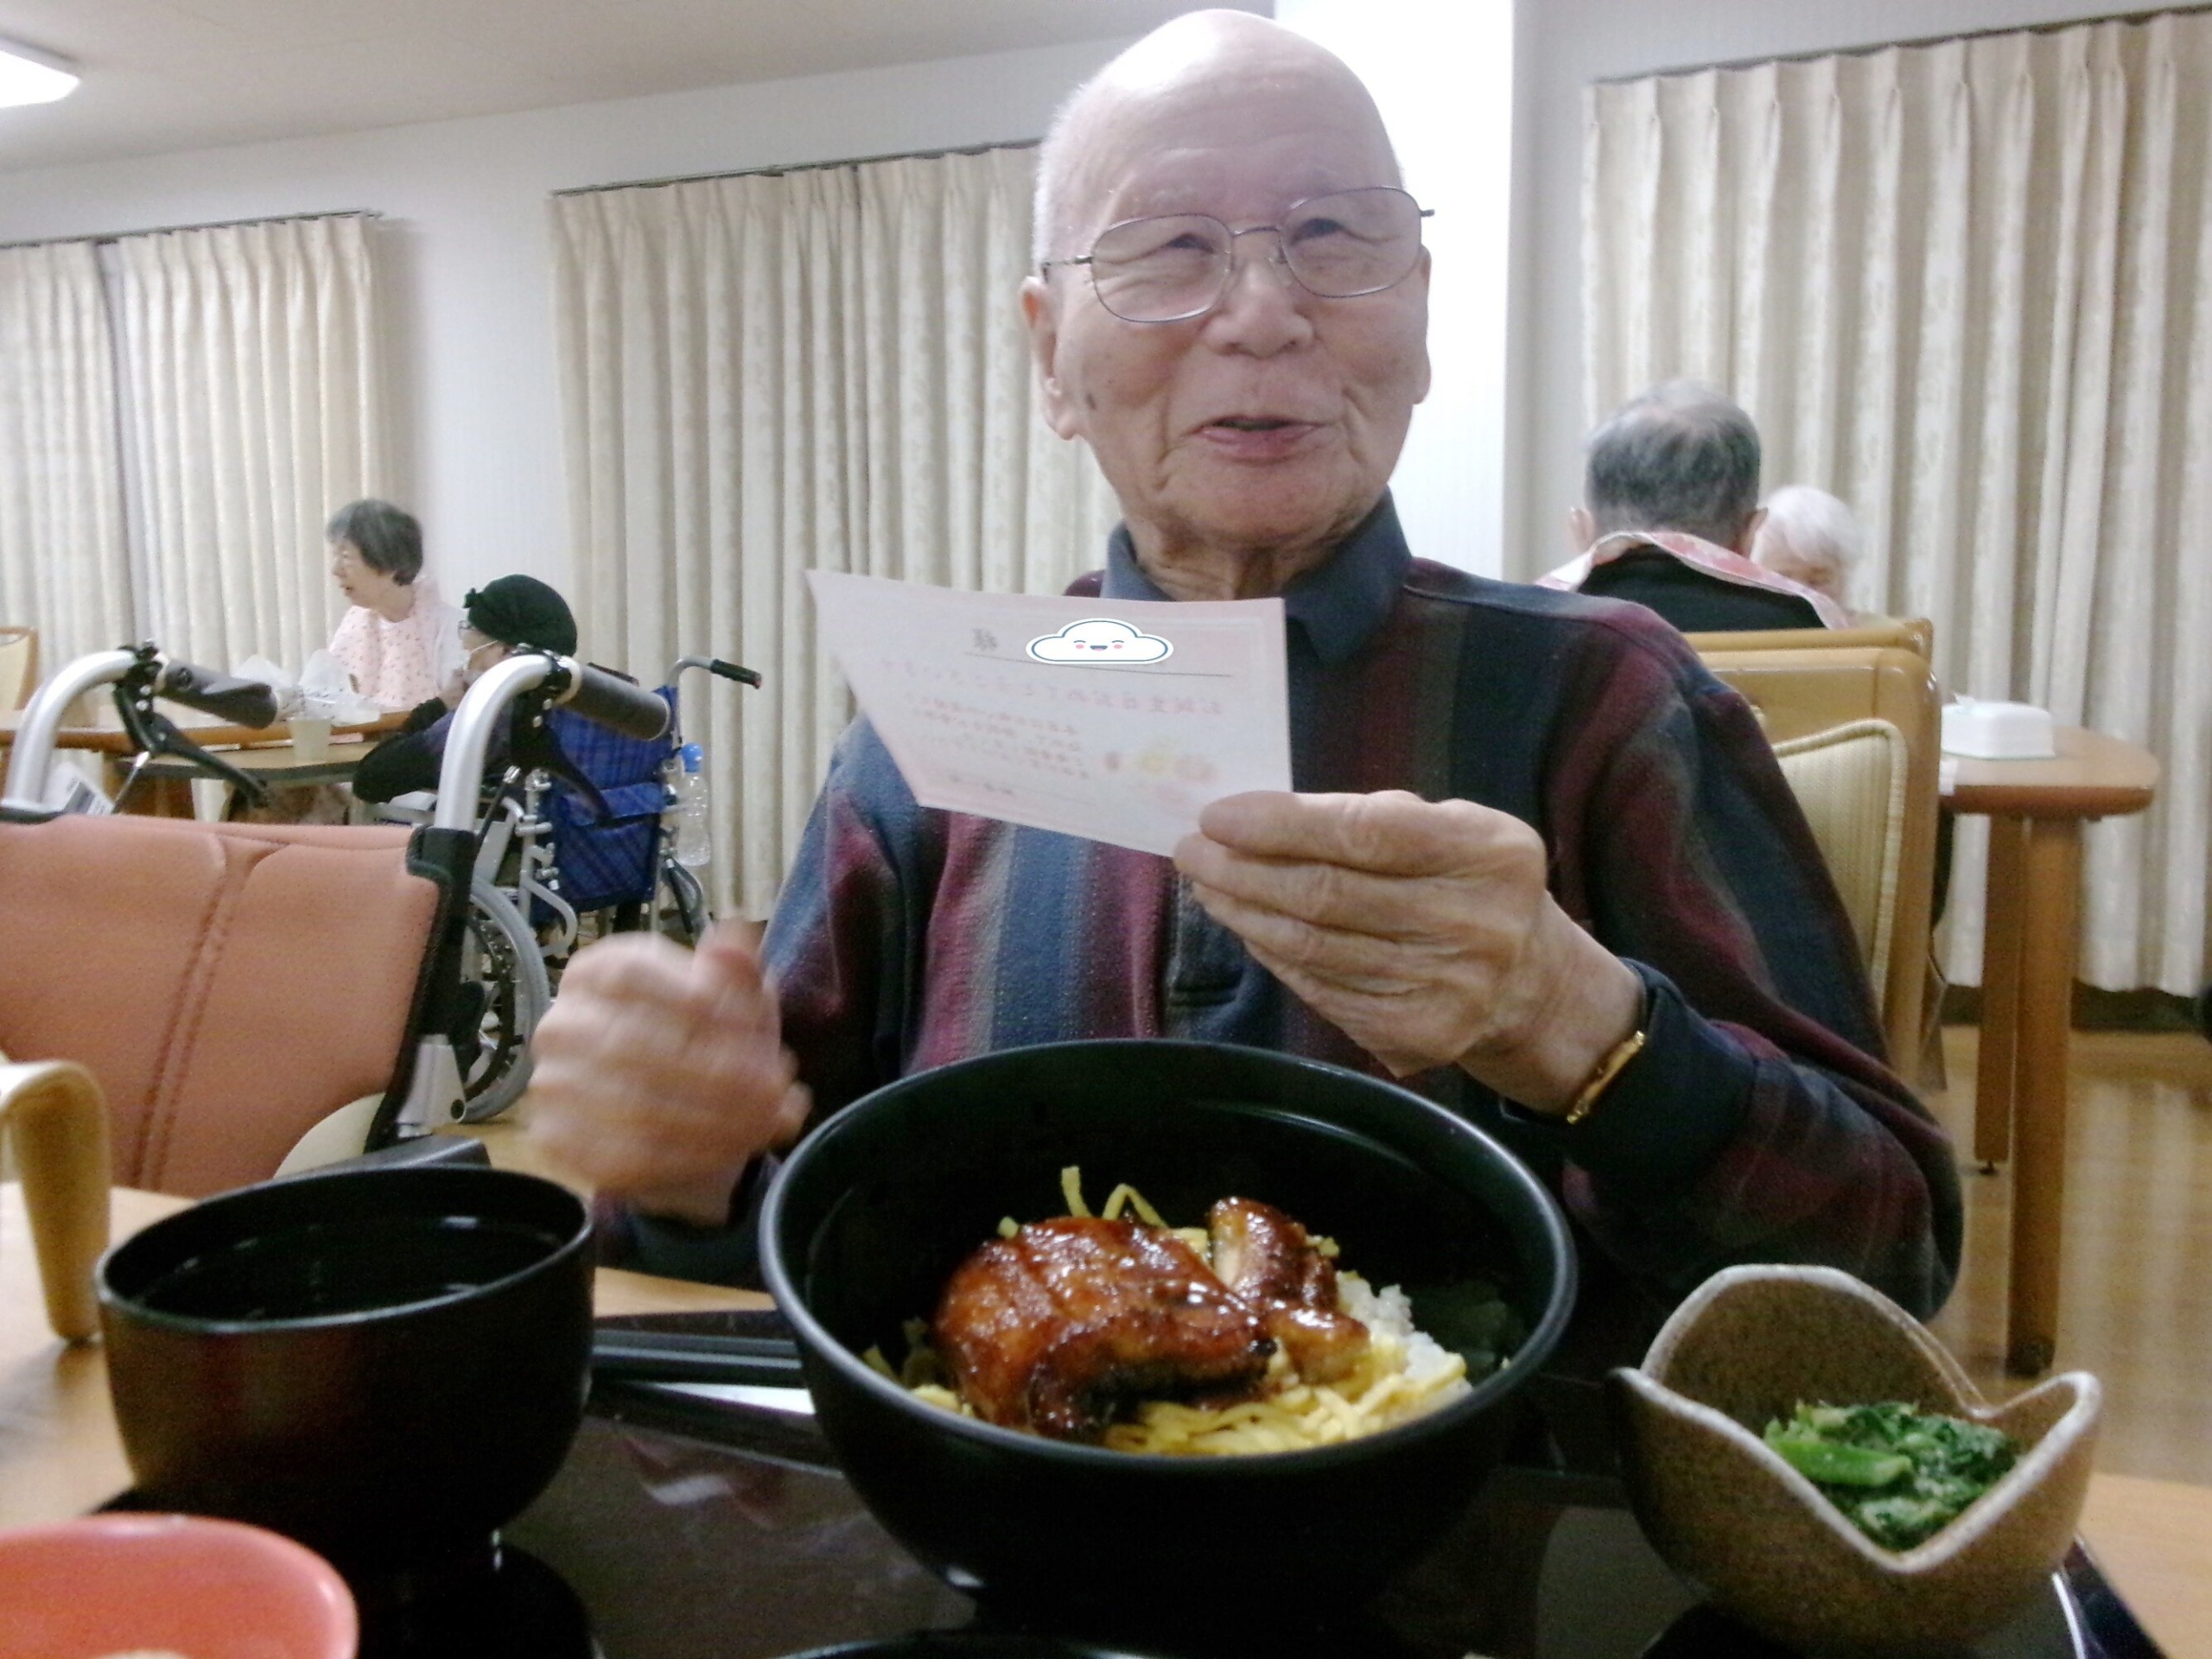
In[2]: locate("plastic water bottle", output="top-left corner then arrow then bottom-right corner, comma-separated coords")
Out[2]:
672,743 -> 712,868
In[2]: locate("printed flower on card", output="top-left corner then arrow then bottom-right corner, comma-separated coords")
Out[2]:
1027,618 -> 1173,664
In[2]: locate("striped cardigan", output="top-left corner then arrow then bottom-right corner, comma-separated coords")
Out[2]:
626,496 -> 1961,1320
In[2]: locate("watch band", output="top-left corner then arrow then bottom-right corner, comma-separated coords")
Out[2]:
1564,1007 -> 1650,1127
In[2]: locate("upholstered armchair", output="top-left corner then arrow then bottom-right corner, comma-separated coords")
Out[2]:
1694,645 -> 1942,1072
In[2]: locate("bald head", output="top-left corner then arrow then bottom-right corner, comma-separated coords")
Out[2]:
1019,9 -> 1429,584
1033,10 -> 1399,267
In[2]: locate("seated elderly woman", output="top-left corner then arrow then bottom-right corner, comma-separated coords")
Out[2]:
326,498 -> 466,712
351,575 -> 577,805
525,10 -> 1961,1351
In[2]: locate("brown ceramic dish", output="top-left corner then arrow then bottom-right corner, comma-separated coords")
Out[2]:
1608,1264 -> 2100,1656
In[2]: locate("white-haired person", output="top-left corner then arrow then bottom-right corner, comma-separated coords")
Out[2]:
524,10 -> 1959,1347
1754,485 -> 1867,620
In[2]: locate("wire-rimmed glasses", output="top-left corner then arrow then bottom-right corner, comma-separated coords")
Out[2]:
1041,186 -> 1433,325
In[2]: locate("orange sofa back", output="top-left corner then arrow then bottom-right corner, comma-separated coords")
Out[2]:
0,816 -> 438,1196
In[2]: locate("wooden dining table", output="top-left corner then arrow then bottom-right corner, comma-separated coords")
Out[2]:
1945,728 -> 2161,1377
0,704 -> 404,756
3,1181 -> 2209,1654
0,706 -> 404,816
124,734 -> 396,817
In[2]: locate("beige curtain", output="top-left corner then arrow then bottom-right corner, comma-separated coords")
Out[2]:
111,215 -> 388,675
1586,14 -> 2212,995
0,242 -> 132,673
552,145 -> 1118,918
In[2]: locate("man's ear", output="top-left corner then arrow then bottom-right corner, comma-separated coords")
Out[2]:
1733,505 -> 1768,559
1409,247 -> 1433,406
1567,505 -> 1595,555
1022,276 -> 1083,440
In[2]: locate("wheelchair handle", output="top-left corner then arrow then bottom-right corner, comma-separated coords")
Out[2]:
556,662 -> 673,741
432,653 -> 671,832
675,654 -> 762,689
154,660 -> 279,730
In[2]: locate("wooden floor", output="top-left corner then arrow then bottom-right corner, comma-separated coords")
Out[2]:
1923,1026 -> 2212,1485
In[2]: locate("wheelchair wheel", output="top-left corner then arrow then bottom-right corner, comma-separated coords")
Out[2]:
657,860 -> 709,947
454,875 -> 551,1122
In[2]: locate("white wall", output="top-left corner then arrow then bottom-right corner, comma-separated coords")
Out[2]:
1278,0 -> 1516,576
0,38 -> 1128,603
1506,0 -> 2167,578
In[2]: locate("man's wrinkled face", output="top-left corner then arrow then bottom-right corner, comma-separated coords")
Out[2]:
1025,71 -> 1430,563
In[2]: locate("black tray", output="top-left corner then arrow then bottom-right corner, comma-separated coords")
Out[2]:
107,1306 -> 2164,1659
535,1310 -> 2160,1659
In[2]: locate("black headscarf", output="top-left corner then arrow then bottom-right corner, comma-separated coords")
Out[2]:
464,575 -> 577,657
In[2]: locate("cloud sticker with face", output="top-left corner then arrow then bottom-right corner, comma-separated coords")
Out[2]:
1027,618 -> 1173,664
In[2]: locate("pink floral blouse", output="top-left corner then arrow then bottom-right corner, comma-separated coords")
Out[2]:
327,575 -> 465,711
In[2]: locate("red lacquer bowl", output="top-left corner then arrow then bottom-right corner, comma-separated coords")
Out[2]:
0,1512 -> 356,1659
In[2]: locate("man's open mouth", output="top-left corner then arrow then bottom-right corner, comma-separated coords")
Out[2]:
1211,416 -> 1296,431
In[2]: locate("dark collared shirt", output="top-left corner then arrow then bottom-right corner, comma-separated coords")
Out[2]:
620,496 -> 1961,1319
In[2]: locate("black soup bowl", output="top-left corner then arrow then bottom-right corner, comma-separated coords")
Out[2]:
760,1039 -> 1578,1620
98,1166 -> 592,1572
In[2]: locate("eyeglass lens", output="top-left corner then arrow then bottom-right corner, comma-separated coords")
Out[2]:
1085,188 -> 1424,324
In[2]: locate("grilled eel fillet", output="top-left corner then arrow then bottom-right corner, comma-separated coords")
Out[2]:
933,1216 -> 1273,1440
1205,1196 -> 1371,1384
932,1200 -> 1375,1440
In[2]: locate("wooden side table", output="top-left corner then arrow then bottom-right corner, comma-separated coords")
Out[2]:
1947,727 -> 2159,1375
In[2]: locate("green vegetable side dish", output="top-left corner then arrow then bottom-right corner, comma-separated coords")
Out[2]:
1763,1402 -> 2018,1551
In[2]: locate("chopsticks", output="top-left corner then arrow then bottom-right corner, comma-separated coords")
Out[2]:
588,1327 -> 804,1388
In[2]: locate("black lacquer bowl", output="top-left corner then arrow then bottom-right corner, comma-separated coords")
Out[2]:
98,1166 -> 594,1572
760,1039 -> 1578,1623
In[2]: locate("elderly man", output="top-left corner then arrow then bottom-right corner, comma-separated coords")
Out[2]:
530,13 -> 1959,1328
1755,484 -> 1867,617
1541,383 -> 1849,632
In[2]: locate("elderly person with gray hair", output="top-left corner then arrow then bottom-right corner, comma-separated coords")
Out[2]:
1754,484 -> 1866,615
1541,382 -> 1848,632
324,497 -> 466,711
526,12 -> 1957,1333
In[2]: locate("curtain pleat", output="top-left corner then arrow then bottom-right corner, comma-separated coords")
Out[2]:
552,146 -> 1116,920
1585,15 -> 2212,994
111,216 -> 386,674
0,242 -> 132,672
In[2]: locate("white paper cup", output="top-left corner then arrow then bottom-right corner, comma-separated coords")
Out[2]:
287,718 -> 334,764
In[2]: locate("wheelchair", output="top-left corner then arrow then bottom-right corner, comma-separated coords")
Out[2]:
374,653 -> 760,1122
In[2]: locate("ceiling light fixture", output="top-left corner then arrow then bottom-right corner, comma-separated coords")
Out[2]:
0,37 -> 79,109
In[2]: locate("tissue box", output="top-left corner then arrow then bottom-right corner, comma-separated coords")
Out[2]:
1942,698 -> 2056,760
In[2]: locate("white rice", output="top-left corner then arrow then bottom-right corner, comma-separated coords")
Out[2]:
1338,1272 -> 1465,1391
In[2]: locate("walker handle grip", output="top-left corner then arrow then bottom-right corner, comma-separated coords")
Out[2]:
155,661 -> 280,729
